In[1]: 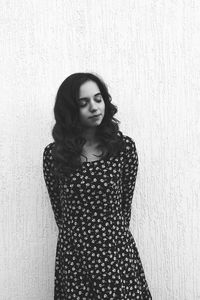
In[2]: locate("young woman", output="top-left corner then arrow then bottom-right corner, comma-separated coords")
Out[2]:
43,72 -> 152,299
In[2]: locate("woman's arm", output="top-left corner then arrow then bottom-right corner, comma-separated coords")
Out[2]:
121,136 -> 139,229
43,143 -> 62,229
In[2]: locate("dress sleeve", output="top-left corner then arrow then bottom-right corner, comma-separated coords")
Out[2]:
43,143 -> 62,229
121,137 -> 139,229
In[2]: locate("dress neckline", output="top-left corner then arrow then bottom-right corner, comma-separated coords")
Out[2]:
81,155 -> 109,165
80,148 -> 110,165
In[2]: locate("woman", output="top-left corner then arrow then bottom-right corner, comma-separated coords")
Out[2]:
43,72 -> 152,299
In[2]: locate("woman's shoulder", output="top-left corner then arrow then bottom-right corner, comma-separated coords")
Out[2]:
119,131 -> 136,148
43,142 -> 56,158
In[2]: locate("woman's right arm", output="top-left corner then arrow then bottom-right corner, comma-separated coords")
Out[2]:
43,143 -> 62,229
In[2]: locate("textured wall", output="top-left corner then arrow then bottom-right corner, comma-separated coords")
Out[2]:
1,0 -> 200,299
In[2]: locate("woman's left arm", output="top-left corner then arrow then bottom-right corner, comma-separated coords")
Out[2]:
121,137 -> 139,229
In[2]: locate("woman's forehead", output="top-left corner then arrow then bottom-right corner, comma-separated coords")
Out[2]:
79,80 -> 100,98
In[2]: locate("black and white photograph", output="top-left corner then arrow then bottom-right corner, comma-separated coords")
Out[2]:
1,1 -> 200,299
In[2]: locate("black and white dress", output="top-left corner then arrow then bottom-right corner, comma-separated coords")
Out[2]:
43,132 -> 152,299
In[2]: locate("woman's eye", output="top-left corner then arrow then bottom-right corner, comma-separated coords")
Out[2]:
79,96 -> 102,107
95,96 -> 102,102
79,101 -> 87,107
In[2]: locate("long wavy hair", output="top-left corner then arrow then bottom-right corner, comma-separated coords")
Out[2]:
51,72 -> 125,178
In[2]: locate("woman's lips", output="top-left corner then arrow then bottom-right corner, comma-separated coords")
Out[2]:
89,114 -> 101,119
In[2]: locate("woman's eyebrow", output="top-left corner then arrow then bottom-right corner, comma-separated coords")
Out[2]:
78,92 -> 102,101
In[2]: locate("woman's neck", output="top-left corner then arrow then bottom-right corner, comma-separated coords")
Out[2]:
82,128 -> 98,146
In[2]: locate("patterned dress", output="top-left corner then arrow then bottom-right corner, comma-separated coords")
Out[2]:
43,132 -> 152,299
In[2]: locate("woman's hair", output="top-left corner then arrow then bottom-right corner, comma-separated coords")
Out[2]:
51,72 -> 125,178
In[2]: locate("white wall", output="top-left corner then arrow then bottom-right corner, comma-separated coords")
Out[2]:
1,0 -> 200,299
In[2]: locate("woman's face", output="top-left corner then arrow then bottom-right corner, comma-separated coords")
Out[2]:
78,80 -> 105,128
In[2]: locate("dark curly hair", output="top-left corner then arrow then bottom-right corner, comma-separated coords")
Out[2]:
51,72 -> 125,178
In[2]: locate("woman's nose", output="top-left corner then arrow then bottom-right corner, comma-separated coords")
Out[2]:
89,99 -> 97,111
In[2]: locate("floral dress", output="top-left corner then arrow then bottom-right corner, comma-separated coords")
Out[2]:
43,132 -> 152,299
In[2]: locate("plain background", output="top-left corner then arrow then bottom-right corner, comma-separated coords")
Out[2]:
1,0 -> 200,299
